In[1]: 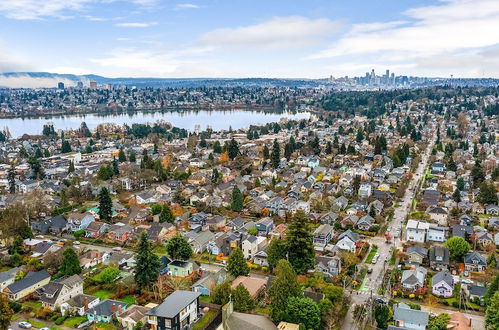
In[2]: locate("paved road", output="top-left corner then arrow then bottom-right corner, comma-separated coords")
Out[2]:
341,122 -> 438,330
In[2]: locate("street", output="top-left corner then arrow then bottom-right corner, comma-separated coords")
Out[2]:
341,122 -> 438,330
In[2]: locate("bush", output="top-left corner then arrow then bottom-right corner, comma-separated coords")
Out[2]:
9,301 -> 22,313
451,301 -> 459,308
55,316 -> 67,325
74,229 -> 85,238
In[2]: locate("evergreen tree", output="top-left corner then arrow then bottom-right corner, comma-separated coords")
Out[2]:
118,148 -> 127,162
0,292 -> 14,330
485,292 -> 499,330
60,248 -> 82,275
269,259 -> 301,322
284,297 -> 321,330
231,186 -> 244,212
284,143 -> 292,160
98,187 -> 112,222
7,165 -> 15,194
286,211 -> 314,274
228,138 -> 239,160
61,139 -> 72,153
452,188 -> 461,202
263,145 -> 270,159
166,235 -> 193,260
213,141 -> 222,154
35,148 -> 43,158
233,284 -> 255,312
112,157 -> 119,175
325,141 -> 332,154
68,161 -> 75,173
129,151 -> 137,163
456,177 -> 465,191
267,238 -> 287,270
134,231 -> 161,290
375,305 -> 390,329
227,247 -> 249,277
159,205 -> 174,223
356,128 -> 364,142
339,143 -> 346,154
80,122 -> 92,137
478,181 -> 499,204
271,139 -> 280,169
212,281 -> 232,305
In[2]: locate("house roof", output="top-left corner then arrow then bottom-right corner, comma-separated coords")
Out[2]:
393,303 -> 429,326
464,251 -> 486,265
87,299 -> 127,316
146,290 -> 201,318
407,245 -> 428,257
66,294 -> 99,308
6,270 -> 50,294
0,267 -> 21,284
429,246 -> 449,264
231,276 -> 267,298
432,270 -> 453,287
469,285 -> 487,297
401,267 -> 427,286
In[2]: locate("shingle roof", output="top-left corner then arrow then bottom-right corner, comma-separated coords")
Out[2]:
146,290 -> 201,318
6,270 -> 50,294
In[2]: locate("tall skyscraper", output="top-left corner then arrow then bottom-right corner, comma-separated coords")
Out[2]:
57,82 -> 65,89
89,81 -> 97,90
77,81 -> 84,89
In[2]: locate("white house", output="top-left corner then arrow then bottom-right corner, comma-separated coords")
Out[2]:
406,220 -> 429,243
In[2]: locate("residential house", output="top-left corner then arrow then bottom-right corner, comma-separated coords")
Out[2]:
38,275 -> 84,310
0,267 -> 22,291
427,207 -> 449,226
167,260 -> 194,278
242,236 -> 266,260
406,246 -> 427,266
475,232 -> 494,247
467,285 -> 487,303
429,246 -> 450,270
146,290 -> 201,330
358,183 -> 372,198
87,299 -> 127,323
356,215 -> 375,231
393,303 -> 429,330
231,276 -> 267,299
256,217 -> 274,234
401,267 -> 427,292
32,215 -> 68,235
60,294 -> 100,316
221,300 -> 277,330
192,269 -> 227,296
118,305 -> 150,330
316,256 -> 341,277
431,270 -> 454,297
107,223 -> 134,242
185,230 -> 215,254
85,221 -> 109,238
313,224 -> 334,249
31,242 -> 62,258
452,225 -> 473,239
427,226 -> 447,242
336,230 -> 359,253
3,270 -> 51,300
406,220 -> 429,243
80,250 -> 109,269
67,212 -> 95,232
464,251 -> 486,272
253,249 -> 269,267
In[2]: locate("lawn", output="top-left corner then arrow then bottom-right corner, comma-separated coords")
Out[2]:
389,248 -> 398,266
192,310 -> 218,330
23,301 -> 43,313
90,289 -> 115,300
93,322 -> 117,330
199,295 -> 212,303
118,295 -> 137,306
63,316 -> 87,328
24,319 -> 46,328
365,246 -> 378,263
11,315 -> 20,321
255,306 -> 270,315
154,245 -> 167,255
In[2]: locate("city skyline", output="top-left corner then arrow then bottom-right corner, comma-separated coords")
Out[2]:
0,0 -> 499,81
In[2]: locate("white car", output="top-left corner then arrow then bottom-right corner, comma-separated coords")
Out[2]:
461,279 -> 474,284
40,328 -> 51,330
18,322 -> 32,329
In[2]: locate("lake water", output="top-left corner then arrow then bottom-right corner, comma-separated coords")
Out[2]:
1,109 -> 310,138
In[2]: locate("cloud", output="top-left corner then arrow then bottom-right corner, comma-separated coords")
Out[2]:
200,16 -> 342,49
0,0 -> 159,20
175,3 -> 201,10
0,75 -> 77,88
115,22 -> 158,27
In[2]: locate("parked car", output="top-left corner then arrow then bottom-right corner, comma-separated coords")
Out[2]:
461,279 -> 474,284
73,241 -> 80,245
19,322 -> 32,329
375,298 -> 388,304
367,268 -> 373,274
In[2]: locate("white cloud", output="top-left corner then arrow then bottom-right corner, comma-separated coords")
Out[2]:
115,22 -> 158,27
175,3 -> 201,10
200,16 -> 342,49
308,0 -> 499,74
0,75 -> 77,88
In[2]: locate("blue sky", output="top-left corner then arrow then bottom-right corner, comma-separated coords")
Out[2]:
0,0 -> 498,80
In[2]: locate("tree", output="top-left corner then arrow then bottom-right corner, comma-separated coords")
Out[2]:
452,188 -> 461,202
227,247 -> 249,277
228,138 -> 239,160
263,145 -> 270,159
166,235 -> 193,260
134,231 -> 161,290
456,177 -> 465,191
129,151 -> 137,163
478,181 -> 498,205
159,205 -> 174,223
0,293 -> 14,330
427,313 -> 450,330
269,259 -> 301,321
266,238 -> 287,270
231,186 -> 244,212
61,139 -> 72,153
60,248 -> 82,275
118,148 -> 127,162
68,161 -> 75,173
485,275 -> 499,306
286,211 -> 315,274
486,291 -> 499,329
284,297 -> 321,330
233,284 -> 255,312
271,140 -> 281,169
98,187 -> 112,222
374,305 -> 390,329
213,141 -> 222,154
7,165 -> 15,194
212,281 -> 232,305
93,266 -> 120,283
444,236 -> 470,261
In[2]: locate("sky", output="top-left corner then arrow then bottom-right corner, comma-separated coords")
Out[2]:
1,0 -> 499,79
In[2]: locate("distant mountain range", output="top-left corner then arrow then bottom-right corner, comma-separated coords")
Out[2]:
0,72 -> 325,88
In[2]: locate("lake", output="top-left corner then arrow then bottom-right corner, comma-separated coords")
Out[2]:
1,109 -> 310,138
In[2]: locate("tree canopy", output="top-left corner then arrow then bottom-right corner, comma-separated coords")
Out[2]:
166,235 -> 193,260
134,231 -> 161,290
269,259 -> 301,322
60,248 -> 82,276
444,236 -> 470,261
286,211 -> 315,274
227,247 -> 249,277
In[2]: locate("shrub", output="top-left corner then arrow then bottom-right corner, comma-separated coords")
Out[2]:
74,229 -> 85,238
55,316 -> 67,325
9,301 -> 22,312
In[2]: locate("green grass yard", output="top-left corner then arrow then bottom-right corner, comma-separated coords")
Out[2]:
89,289 -> 115,300
24,319 -> 46,328
118,295 -> 137,306
192,310 -> 218,330
365,246 -> 378,263
63,316 -> 87,328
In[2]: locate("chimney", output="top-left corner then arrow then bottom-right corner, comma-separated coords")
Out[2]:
111,303 -> 116,314
84,297 -> 89,311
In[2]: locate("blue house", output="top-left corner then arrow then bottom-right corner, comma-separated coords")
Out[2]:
256,217 -> 274,234
86,299 -> 127,323
192,269 -> 227,296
